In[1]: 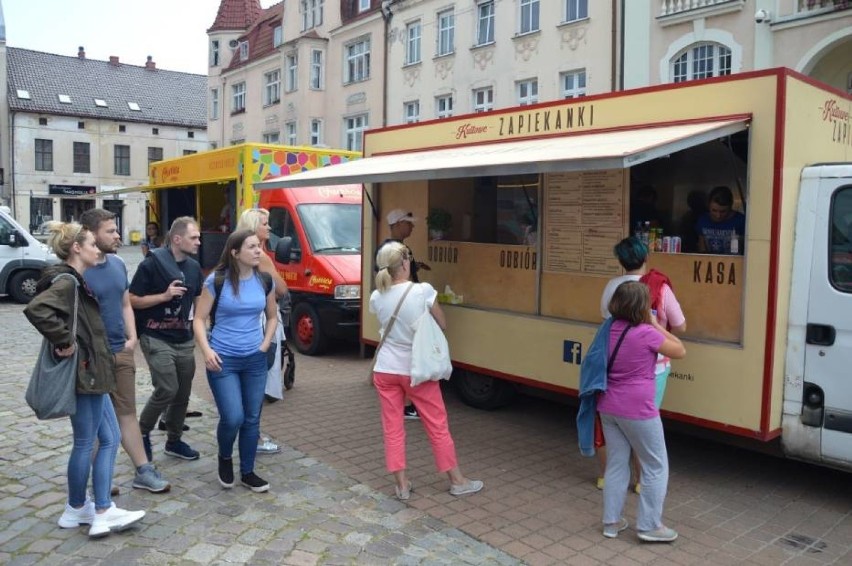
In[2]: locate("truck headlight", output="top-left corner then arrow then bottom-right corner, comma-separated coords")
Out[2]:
334,284 -> 360,300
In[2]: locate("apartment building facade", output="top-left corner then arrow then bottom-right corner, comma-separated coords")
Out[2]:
3,47 -> 208,238
208,0 -> 849,154
623,0 -> 851,92
207,0 -> 385,152
383,0 -> 612,124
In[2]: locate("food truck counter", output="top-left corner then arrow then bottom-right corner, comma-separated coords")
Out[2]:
422,238 -> 743,345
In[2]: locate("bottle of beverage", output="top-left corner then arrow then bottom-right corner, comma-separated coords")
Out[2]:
730,233 -> 739,254
643,221 -> 651,247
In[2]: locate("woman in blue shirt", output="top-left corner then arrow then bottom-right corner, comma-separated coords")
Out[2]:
193,229 -> 278,493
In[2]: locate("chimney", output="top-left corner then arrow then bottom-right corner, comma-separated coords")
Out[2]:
109,55 -> 119,66
145,55 -> 156,70
77,46 -> 85,59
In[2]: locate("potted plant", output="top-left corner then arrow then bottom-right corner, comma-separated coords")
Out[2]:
427,208 -> 452,240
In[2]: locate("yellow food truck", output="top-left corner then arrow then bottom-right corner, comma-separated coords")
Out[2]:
257,69 -> 852,471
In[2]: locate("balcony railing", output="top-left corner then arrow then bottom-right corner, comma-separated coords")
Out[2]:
659,0 -> 737,16
798,0 -> 850,13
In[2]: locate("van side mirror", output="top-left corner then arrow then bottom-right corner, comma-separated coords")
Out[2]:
0,231 -> 19,247
274,236 -> 300,264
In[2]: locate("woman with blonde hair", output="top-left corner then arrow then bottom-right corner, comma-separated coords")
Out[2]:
24,222 -> 145,538
237,208 -> 289,453
370,241 -> 482,500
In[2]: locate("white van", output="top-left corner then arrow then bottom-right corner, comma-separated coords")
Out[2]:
0,206 -> 58,303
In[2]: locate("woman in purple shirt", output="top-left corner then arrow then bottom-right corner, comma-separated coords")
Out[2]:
599,281 -> 685,543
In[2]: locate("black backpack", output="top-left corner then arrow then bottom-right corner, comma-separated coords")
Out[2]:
209,270 -> 273,330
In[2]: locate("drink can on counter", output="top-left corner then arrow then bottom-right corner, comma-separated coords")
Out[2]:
661,236 -> 671,253
671,236 -> 682,253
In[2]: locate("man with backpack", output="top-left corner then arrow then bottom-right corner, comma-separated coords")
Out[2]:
130,217 -> 204,462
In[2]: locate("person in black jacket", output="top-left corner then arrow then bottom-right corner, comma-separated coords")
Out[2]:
130,217 -> 203,463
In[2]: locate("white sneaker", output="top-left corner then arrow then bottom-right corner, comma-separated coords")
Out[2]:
57,499 -> 95,528
449,479 -> 484,496
88,503 -> 145,538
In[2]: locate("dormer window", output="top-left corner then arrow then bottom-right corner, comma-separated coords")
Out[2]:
273,25 -> 283,47
239,41 -> 249,61
94,98 -> 108,107
16,89 -> 30,99
128,102 -> 141,111
359,0 -> 370,11
58,94 -> 72,104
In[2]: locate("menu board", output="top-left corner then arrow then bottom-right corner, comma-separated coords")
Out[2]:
544,170 -> 624,275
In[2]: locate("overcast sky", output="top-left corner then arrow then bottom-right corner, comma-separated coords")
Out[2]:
3,0 -> 278,75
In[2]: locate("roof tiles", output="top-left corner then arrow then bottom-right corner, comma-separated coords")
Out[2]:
224,1 -> 285,72
208,0 -> 264,32
7,48 -> 207,128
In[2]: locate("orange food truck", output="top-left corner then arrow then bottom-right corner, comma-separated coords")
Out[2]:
257,69 -> 852,471
114,143 -> 362,354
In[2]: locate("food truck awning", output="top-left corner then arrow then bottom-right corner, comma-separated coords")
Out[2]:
255,117 -> 750,189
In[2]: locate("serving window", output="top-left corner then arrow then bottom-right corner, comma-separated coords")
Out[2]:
384,129 -> 749,344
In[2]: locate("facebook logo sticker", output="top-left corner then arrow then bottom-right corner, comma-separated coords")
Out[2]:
564,341 -> 582,364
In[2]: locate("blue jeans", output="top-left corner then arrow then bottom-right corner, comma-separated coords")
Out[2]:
68,393 -> 120,510
206,351 -> 267,476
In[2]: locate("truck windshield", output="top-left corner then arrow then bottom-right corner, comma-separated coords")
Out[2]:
297,203 -> 361,254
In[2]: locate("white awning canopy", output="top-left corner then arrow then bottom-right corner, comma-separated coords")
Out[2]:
255,117 -> 749,190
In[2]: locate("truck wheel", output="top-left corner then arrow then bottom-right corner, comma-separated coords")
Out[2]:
291,303 -> 327,356
8,270 -> 39,303
453,370 -> 516,410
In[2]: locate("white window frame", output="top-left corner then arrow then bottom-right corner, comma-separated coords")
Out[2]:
263,132 -> 280,144
210,40 -> 220,66
310,49 -> 324,89
239,41 -> 249,61
301,0 -> 324,31
345,38 -> 371,84
310,119 -> 323,146
404,101 -> 420,123
211,88 -> 220,120
476,1 -> 495,46
516,79 -> 539,106
285,121 -> 297,145
232,82 -> 246,112
472,87 -> 494,113
286,53 -> 298,92
671,42 -> 732,83
519,0 -> 540,35
405,21 -> 422,65
264,70 -> 281,105
359,0 -> 370,12
344,114 -> 368,152
437,9 -> 455,56
273,26 -> 283,47
435,95 -> 453,119
564,0 -> 588,23
561,69 -> 586,98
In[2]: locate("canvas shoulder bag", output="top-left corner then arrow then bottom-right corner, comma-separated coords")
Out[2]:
25,273 -> 80,420
409,296 -> 453,386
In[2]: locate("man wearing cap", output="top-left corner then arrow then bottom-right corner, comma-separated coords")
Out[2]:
379,209 -> 429,282
376,209 -> 430,419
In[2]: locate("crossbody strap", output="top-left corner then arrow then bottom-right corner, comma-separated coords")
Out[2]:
607,323 -> 631,370
372,282 -> 414,369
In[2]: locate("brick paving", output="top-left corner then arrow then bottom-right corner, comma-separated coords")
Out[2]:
0,245 -> 850,564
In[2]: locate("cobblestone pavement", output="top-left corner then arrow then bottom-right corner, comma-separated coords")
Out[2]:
0,264 -> 520,565
2,246 -> 851,565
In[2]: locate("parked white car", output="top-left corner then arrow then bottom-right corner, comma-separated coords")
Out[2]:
0,206 -> 59,303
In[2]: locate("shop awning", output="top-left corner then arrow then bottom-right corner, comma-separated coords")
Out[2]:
255,117 -> 750,190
